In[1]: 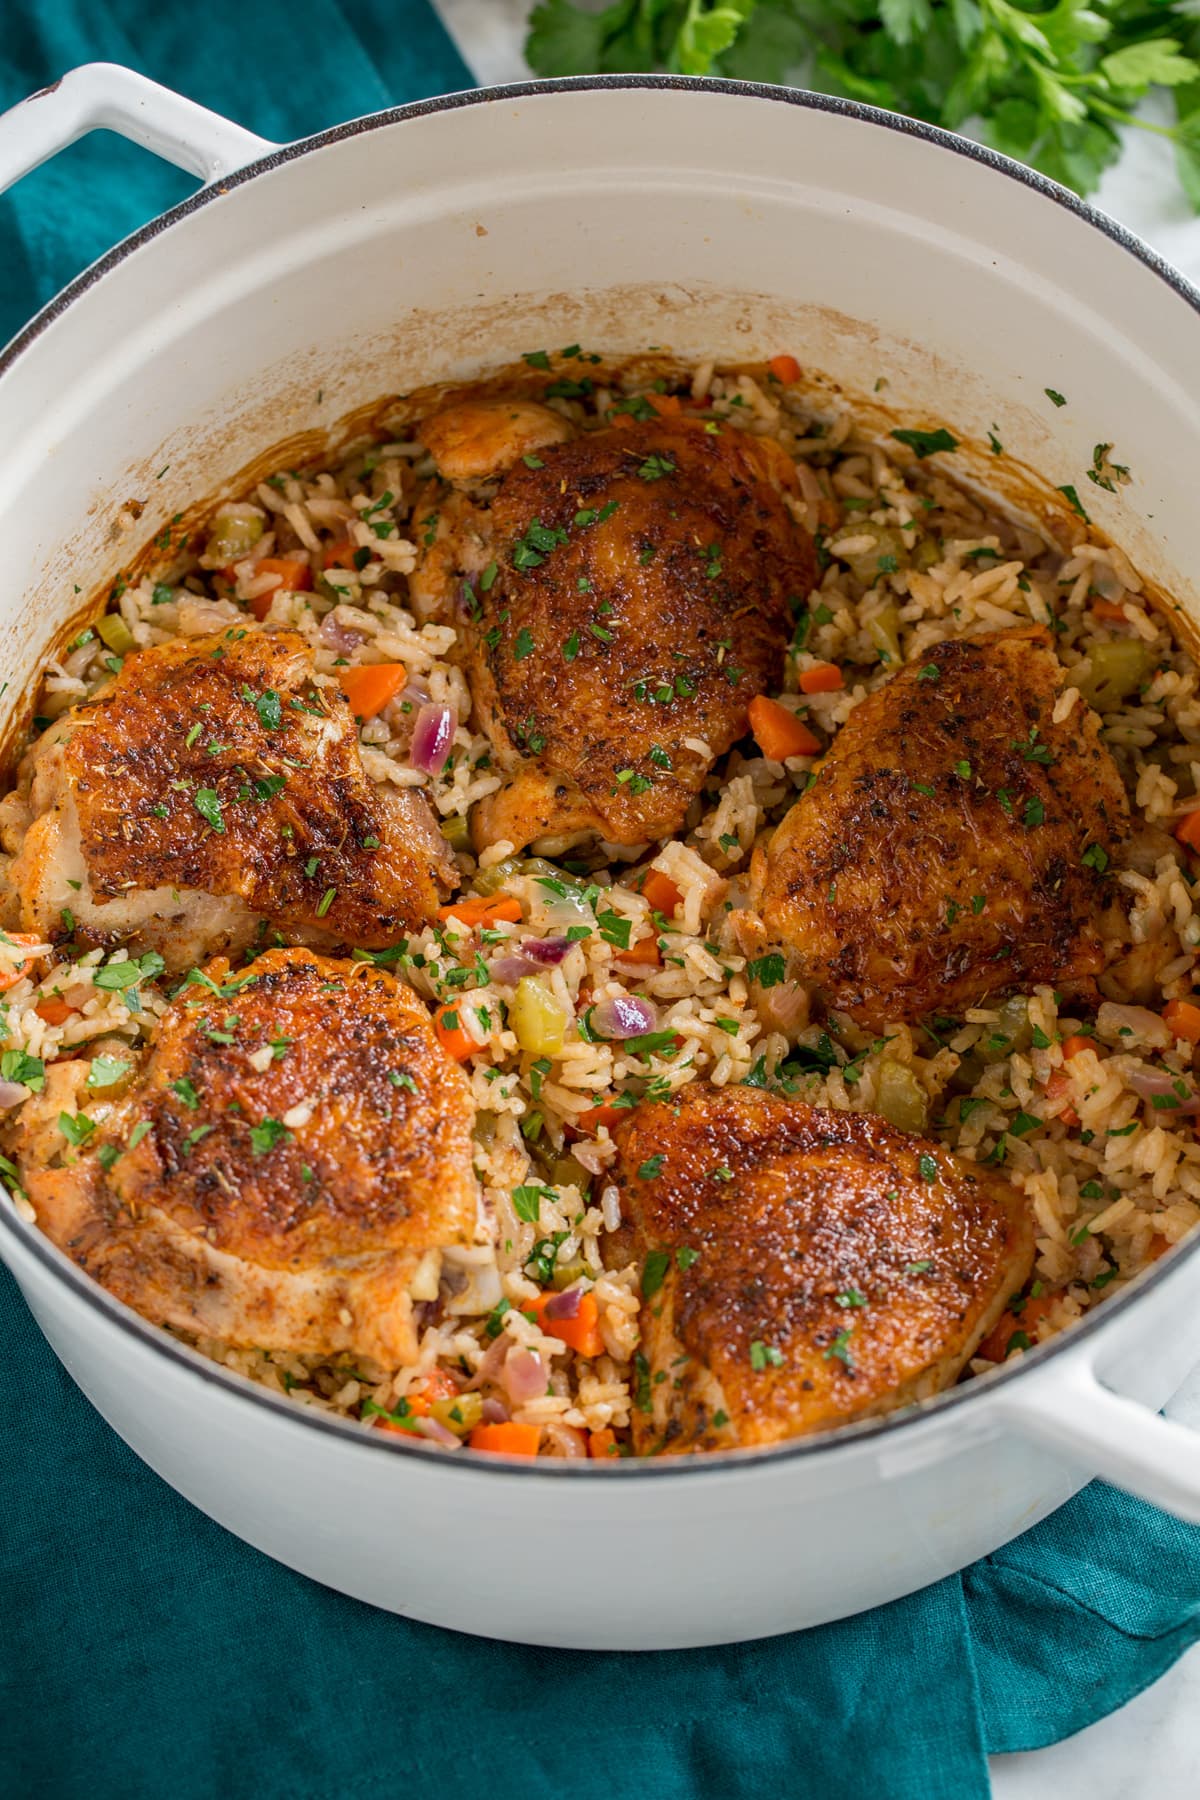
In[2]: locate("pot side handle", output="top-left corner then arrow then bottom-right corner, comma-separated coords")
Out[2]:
0,62 -> 278,198
994,1354 -> 1200,1524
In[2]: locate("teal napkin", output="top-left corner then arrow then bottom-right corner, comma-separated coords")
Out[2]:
0,0 -> 472,347
3,1265 -> 1199,1800
2,8 -> 1200,1795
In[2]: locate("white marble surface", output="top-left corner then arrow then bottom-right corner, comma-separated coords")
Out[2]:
433,4 -> 1200,1786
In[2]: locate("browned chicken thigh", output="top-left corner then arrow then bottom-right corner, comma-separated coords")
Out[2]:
753,626 -> 1129,1030
12,949 -> 478,1368
4,631 -> 454,970
611,1083 -> 1034,1453
413,409 -> 815,852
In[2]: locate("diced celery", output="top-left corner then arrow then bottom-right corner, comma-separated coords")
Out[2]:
866,601 -> 902,665
875,1058 -> 928,1133
431,1392 -> 483,1436
1074,639 -> 1156,711
206,505 -> 264,563
96,613 -> 135,655
473,856 -> 521,896
439,813 -> 470,851
550,1152 -> 592,1195
843,524 -> 906,585
511,977 -> 567,1057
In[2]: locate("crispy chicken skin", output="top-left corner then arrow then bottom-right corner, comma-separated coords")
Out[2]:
418,397 -> 575,483
4,630 -> 454,970
13,949 -> 477,1367
413,410 -> 815,851
753,626 -> 1129,1030
611,1084 -> 1034,1454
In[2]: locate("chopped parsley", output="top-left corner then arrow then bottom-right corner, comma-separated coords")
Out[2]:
637,1154 -> 665,1181
890,427 -> 958,459
642,1249 -> 671,1298
250,1118 -> 291,1156
749,1339 -> 784,1370
193,788 -> 224,834
746,953 -> 786,989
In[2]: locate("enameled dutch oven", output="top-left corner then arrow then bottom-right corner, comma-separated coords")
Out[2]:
1,65 -> 1199,1649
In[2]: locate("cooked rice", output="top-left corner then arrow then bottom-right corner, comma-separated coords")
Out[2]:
4,356 -> 1200,1453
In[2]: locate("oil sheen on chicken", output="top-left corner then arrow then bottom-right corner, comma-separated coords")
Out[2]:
1,630 -> 455,970
411,403 -> 815,853
611,1083 -> 1034,1453
753,626 -> 1129,1030
11,949 -> 478,1368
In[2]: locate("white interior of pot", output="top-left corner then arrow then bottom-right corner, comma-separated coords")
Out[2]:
1,84 -> 1196,736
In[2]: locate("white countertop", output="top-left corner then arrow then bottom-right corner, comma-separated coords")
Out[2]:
433,4 -> 1200,1784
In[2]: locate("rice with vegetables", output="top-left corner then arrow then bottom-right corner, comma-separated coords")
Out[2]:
3,352 -> 1199,1458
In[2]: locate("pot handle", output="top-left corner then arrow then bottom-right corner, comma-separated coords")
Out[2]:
994,1353 -> 1200,1523
0,61 -> 278,198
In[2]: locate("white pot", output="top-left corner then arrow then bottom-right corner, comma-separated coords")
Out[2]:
1,64 -> 1199,1651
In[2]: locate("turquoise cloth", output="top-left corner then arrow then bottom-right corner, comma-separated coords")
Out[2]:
2,9 -> 1200,1796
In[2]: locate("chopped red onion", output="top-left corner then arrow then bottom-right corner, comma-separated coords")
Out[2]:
543,1421 -> 589,1459
1097,1001 -> 1171,1051
490,953 -> 541,986
544,1284 -> 584,1321
523,936 -> 572,966
409,702 -> 455,774
592,994 -> 658,1040
756,979 -> 809,1036
401,674 -> 432,707
318,613 -> 364,655
481,1397 -> 510,1424
502,1345 -> 546,1405
411,1416 -> 463,1449
0,1080 -> 28,1110
1125,1065 -> 1200,1113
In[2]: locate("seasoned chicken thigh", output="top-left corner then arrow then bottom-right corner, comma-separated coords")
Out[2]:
611,1083 -> 1034,1454
753,626 -> 1128,1030
413,410 -> 815,852
13,949 -> 477,1368
4,631 -> 454,970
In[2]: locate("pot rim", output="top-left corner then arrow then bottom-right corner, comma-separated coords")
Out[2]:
2,72 -> 1199,1481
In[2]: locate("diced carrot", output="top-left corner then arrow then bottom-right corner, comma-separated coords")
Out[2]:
798,662 -> 844,695
438,894 -> 522,928
768,354 -> 802,385
434,1003 -> 476,1061
415,1367 -> 461,1403
530,1290 -> 605,1359
322,537 -> 360,571
1149,1233 -> 1172,1261
338,663 -> 407,721
645,393 -> 682,416
248,556 -> 312,620
34,997 -> 75,1026
748,693 -> 822,761
0,932 -> 43,993
468,1421 -> 542,1457
1061,1034 -> 1095,1060
1090,598 -> 1128,622
1044,1068 -> 1080,1130
639,868 -> 683,917
1163,999 -> 1200,1045
588,1428 -> 619,1459
617,934 -> 662,968
1175,811 -> 1200,853
577,1100 -> 628,1134
978,1292 -> 1057,1363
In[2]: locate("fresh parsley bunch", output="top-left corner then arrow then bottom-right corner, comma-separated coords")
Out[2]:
526,0 -> 1200,209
